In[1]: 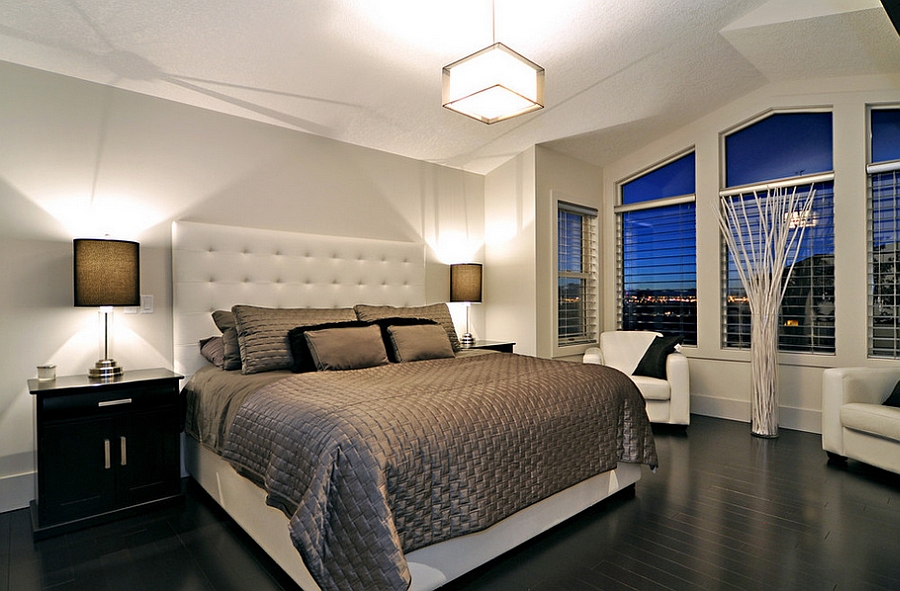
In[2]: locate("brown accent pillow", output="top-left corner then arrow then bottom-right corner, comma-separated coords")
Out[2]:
199,336 -> 225,369
303,325 -> 389,371
288,321 -> 369,373
387,324 -> 455,362
370,317 -> 439,362
212,310 -> 242,371
354,303 -> 461,351
232,305 -> 357,374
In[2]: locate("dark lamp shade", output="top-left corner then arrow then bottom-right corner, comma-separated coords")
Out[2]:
74,239 -> 140,307
450,263 -> 482,303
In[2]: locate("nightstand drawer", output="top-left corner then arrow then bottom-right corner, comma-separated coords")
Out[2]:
40,383 -> 178,422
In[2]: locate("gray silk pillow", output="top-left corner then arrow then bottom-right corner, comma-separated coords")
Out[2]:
212,310 -> 242,371
387,323 -> 455,362
304,325 -> 389,371
354,303 -> 461,351
232,305 -> 357,374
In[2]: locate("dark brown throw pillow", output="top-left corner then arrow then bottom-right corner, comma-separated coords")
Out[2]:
633,335 -> 683,379
884,379 -> 900,407
199,336 -> 225,369
288,321 -> 369,372
354,303 -> 461,351
303,325 -> 389,371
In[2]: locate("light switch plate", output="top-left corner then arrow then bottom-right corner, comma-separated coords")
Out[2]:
140,294 -> 154,314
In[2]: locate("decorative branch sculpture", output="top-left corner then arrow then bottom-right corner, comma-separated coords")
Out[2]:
717,186 -> 816,437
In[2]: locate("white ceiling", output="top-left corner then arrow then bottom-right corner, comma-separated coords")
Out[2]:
2,0 -> 899,174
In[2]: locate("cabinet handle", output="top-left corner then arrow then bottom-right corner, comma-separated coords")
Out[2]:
104,439 -> 111,469
98,398 -> 132,407
120,436 -> 127,466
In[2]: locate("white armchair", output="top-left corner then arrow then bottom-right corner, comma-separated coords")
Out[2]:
822,367 -> 900,474
583,330 -> 690,426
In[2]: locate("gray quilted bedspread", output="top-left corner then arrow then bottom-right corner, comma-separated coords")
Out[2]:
221,353 -> 657,591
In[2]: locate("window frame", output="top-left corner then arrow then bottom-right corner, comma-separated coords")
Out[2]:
615,149 -> 698,346
555,200 -> 599,353
719,109 -> 835,355
867,104 -> 900,358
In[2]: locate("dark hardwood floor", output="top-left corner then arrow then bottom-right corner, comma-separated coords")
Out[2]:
2,415 -> 899,591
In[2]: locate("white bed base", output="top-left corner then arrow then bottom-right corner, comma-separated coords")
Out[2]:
172,220 -> 643,591
185,437 -> 640,591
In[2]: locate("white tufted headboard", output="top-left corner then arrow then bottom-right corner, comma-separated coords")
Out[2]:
172,221 -> 426,379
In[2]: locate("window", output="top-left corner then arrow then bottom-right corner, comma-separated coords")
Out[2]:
868,106 -> 900,357
617,152 -> 697,345
558,202 -> 598,346
722,111 -> 835,353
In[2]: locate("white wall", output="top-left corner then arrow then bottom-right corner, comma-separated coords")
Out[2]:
0,61 -> 484,511
483,146 -> 603,359
484,147 -> 537,355
600,74 -> 900,434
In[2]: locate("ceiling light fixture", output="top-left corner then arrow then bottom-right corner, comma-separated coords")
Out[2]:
442,2 -> 544,124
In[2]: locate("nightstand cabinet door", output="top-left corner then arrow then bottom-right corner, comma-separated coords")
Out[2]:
39,418 -> 117,525
116,408 -> 181,506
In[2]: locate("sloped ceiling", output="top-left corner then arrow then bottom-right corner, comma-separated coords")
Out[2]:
1,0 -> 899,174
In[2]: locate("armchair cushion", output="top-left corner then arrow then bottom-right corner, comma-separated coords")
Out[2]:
630,375 -> 671,401
841,403 -> 900,443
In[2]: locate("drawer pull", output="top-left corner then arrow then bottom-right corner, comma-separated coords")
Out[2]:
98,398 -> 132,407
104,439 -> 111,469
120,436 -> 127,466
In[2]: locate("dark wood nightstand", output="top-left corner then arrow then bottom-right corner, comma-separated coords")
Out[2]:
28,368 -> 184,539
462,340 -> 515,353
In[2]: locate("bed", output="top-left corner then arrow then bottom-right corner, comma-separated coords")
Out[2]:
173,221 -> 657,591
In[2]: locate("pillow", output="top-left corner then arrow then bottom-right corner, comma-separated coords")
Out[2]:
232,305 -> 357,374
884,380 -> 900,408
199,336 -> 225,369
370,317 -> 440,362
599,331 -> 659,375
354,303 -> 461,351
212,310 -> 242,371
303,325 -> 389,371
288,321 -> 369,373
387,323 -> 455,363
633,335 -> 684,379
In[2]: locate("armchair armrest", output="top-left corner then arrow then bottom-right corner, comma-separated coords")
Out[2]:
666,352 -> 690,425
822,367 -> 900,455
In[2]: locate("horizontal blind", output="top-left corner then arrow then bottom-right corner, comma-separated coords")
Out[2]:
558,203 -> 598,345
618,201 -> 697,344
869,168 -> 900,357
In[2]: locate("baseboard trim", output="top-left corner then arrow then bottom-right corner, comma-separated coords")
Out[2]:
0,470 -> 34,513
691,395 -> 822,435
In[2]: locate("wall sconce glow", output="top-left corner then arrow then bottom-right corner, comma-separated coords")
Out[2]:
430,231 -> 483,265
442,42 -> 544,124
41,193 -> 164,240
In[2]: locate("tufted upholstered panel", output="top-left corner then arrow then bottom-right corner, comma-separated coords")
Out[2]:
173,221 -> 426,379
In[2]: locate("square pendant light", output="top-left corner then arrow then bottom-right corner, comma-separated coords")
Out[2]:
442,42 -> 544,124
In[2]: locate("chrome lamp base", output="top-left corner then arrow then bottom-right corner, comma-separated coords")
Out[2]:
89,359 -> 124,380
460,333 -> 476,347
